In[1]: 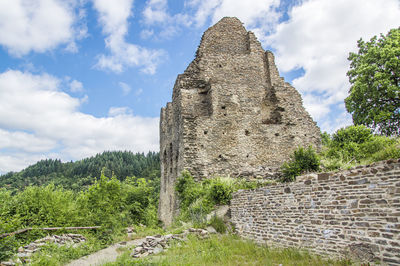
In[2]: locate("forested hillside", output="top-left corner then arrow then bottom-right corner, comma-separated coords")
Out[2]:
0,151 -> 160,191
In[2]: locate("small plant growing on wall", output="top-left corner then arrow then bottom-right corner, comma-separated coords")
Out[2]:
281,146 -> 320,182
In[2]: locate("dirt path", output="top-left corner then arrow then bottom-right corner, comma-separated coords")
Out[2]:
66,238 -> 145,266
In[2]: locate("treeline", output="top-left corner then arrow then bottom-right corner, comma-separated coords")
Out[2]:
0,151 -> 160,191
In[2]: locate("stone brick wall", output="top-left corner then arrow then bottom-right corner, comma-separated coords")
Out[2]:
231,159 -> 400,264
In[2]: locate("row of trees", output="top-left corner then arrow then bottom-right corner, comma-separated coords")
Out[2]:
0,151 -> 160,191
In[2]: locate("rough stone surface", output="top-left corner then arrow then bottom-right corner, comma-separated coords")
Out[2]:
231,159 -> 400,264
159,17 -> 321,226
130,229 -> 211,258
1,234 -> 86,265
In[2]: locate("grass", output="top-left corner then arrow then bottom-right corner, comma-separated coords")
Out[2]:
129,226 -> 166,240
105,234 -> 352,266
27,227 -> 134,266
28,235 -> 104,266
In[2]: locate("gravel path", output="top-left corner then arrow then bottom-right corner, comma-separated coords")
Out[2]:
66,238 -> 145,266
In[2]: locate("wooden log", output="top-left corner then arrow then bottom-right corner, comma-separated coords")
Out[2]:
0,226 -> 101,238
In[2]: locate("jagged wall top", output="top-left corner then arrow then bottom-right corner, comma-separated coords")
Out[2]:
197,17 -> 249,56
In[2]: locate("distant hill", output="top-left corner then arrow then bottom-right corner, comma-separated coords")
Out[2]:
0,151 -> 160,191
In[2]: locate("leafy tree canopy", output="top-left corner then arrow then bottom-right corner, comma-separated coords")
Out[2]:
345,27 -> 400,136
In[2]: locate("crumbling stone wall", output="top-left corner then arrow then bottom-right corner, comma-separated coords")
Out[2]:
159,17 -> 321,226
231,159 -> 400,264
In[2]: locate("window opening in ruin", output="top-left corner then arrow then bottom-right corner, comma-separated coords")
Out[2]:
275,133 -> 280,136
204,130 -> 208,134
245,130 -> 250,136
221,106 -> 226,109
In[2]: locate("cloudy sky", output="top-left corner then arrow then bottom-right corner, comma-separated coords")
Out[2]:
0,0 -> 399,173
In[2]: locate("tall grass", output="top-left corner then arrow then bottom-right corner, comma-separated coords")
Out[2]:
107,234 -> 351,266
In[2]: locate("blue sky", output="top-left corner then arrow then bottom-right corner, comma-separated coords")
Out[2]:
0,0 -> 399,173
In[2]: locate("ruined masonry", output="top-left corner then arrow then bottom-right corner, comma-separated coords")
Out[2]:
231,159 -> 400,264
159,17 -> 321,226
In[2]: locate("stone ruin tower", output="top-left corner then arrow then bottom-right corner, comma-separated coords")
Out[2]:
159,17 -> 321,226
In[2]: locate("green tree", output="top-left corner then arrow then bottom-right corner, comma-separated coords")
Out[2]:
345,28 -> 400,136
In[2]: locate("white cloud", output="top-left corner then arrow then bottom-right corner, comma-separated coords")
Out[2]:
0,0 -> 86,56
141,29 -> 155,39
69,79 -> 84,92
186,0 -> 281,35
0,70 -> 159,173
0,129 -> 56,153
108,107 -> 133,117
141,0 -> 192,40
135,88 -> 143,96
119,82 -> 132,95
266,0 -> 400,132
92,0 -> 165,74
0,153 -> 48,174
143,0 -> 169,25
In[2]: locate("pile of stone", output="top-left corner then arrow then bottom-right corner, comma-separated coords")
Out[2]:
1,234 -> 86,265
130,227 -> 215,259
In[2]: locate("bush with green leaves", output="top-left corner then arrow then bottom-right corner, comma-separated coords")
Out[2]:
175,171 -> 265,224
123,177 -> 158,227
281,146 -> 320,182
0,172 -> 160,260
320,125 -> 400,170
209,177 -> 235,205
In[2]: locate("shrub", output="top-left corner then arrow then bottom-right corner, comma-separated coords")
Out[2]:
332,125 -> 372,146
208,215 -> 226,234
11,184 -> 79,228
187,198 -> 209,227
175,172 -> 272,225
371,140 -> 400,161
320,125 -> 400,170
175,170 -> 196,196
281,146 -> 320,182
208,177 -> 234,205
123,177 -> 158,226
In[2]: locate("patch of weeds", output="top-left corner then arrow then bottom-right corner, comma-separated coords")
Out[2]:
208,215 -> 226,234
30,235 -> 104,266
108,234 -> 351,266
131,226 -> 165,240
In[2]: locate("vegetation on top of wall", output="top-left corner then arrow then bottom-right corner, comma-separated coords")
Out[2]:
280,125 -> 400,181
280,146 -> 320,182
320,125 -> 400,171
0,151 -> 160,192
